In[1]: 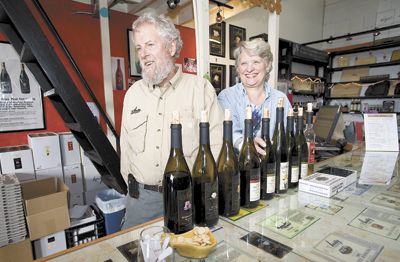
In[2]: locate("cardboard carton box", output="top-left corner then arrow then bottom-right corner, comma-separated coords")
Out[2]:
28,133 -> 62,170
63,164 -> 84,207
0,239 -> 33,262
20,178 -> 70,240
0,145 -> 35,181
59,132 -> 81,166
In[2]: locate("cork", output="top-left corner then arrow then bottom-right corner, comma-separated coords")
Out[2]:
172,111 -> 180,124
307,103 -> 313,112
298,107 -> 303,116
245,106 -> 252,119
200,110 -> 208,123
288,108 -> 293,117
224,109 -> 231,121
263,108 -> 269,118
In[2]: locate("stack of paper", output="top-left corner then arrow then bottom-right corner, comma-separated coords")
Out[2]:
0,173 -> 27,247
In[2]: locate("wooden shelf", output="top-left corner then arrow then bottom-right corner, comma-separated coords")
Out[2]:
327,78 -> 398,84
291,73 -> 325,80
329,60 -> 400,72
326,96 -> 400,100
329,40 -> 400,56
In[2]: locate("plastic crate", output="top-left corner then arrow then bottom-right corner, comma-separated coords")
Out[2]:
65,205 -> 105,248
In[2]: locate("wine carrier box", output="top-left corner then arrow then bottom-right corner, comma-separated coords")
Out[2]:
20,177 -> 70,240
33,230 -> 67,259
299,168 -> 357,198
28,132 -> 62,170
35,166 -> 64,180
0,145 -> 35,181
0,238 -> 33,262
59,132 -> 81,166
63,164 -> 84,207
82,164 -> 107,192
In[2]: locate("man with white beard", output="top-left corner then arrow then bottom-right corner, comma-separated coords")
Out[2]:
120,12 -> 223,229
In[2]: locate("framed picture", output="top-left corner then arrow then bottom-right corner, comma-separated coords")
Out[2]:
229,65 -> 240,87
229,24 -> 246,60
127,29 -> 142,77
209,22 -> 225,57
210,63 -> 226,94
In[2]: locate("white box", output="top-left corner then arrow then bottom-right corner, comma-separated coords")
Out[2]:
0,145 -> 35,181
299,167 -> 357,198
82,164 -> 107,192
28,133 -> 62,171
35,167 -> 64,180
83,190 -> 101,206
63,164 -> 84,208
59,133 -> 81,166
33,230 -> 67,259
79,147 -> 93,166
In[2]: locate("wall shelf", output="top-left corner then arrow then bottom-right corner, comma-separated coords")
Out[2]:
329,60 -> 400,72
326,96 -> 400,100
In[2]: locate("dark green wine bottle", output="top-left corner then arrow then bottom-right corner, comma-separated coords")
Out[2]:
272,98 -> 288,194
19,63 -> 30,94
287,108 -> 299,188
1,62 -> 12,94
260,108 -> 275,200
163,111 -> 193,234
192,111 -> 219,227
217,109 -> 240,217
239,106 -> 260,208
297,107 -> 309,179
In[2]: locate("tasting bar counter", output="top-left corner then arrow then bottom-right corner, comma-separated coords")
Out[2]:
40,147 -> 400,261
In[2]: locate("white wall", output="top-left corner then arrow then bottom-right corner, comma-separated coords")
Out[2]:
322,0 -> 400,49
210,0 -> 326,89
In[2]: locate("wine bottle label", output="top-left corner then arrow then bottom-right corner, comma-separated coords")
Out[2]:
307,142 -> 315,164
300,163 -> 308,179
205,182 -> 219,221
266,173 -> 275,193
177,188 -> 193,228
291,166 -> 299,182
280,162 -> 288,190
249,168 -> 260,201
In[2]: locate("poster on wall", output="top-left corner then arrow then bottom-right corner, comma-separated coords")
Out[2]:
229,24 -> 246,60
127,29 -> 142,77
111,57 -> 126,90
209,22 -> 226,57
210,63 -> 226,95
0,43 -> 44,132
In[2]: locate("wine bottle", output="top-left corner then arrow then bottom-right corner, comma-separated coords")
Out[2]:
260,108 -> 275,200
297,107 -> 309,179
287,108 -> 299,188
19,63 -> 30,94
272,98 -> 288,194
1,62 -> 12,94
163,111 -> 193,234
192,110 -> 219,227
115,59 -> 123,90
217,109 -> 240,217
304,103 -> 316,176
239,106 -> 260,208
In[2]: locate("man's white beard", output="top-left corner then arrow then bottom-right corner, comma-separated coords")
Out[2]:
141,59 -> 174,86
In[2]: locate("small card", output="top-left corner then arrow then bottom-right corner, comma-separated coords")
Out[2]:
371,193 -> 400,211
257,210 -> 319,239
305,203 -> 343,215
240,231 -> 292,258
348,208 -> 400,240
312,231 -> 383,262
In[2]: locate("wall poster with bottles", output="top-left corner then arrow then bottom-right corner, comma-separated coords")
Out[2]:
111,57 -> 126,90
0,43 -> 44,132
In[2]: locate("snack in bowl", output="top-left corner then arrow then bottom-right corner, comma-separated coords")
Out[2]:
170,227 -> 217,258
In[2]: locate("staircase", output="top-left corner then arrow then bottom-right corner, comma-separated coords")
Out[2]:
0,0 -> 127,194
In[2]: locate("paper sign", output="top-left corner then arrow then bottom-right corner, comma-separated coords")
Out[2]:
364,113 -> 398,151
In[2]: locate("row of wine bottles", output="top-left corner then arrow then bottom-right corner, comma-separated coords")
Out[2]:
0,62 -> 30,94
163,102 -> 316,234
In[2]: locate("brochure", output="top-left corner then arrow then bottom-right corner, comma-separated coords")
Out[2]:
371,193 -> 400,211
305,203 -> 343,215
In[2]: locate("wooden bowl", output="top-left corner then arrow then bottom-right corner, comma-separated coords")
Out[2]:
170,227 -> 217,259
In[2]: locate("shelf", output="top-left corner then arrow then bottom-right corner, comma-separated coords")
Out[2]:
291,56 -> 328,66
342,111 -> 400,114
291,73 -> 325,80
329,60 -> 400,71
330,40 -> 400,56
292,90 -> 322,96
326,96 -> 400,100
327,78 -> 398,84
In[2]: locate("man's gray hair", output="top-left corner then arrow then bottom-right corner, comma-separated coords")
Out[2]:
233,38 -> 273,78
132,12 -> 183,59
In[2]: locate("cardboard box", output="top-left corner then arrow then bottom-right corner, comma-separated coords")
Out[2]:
82,164 -> 107,192
63,164 -> 84,207
0,145 -> 35,181
59,132 -> 81,166
28,133 -> 62,171
299,167 -> 357,198
21,178 -> 70,240
80,146 -> 93,166
0,239 -> 33,262
35,167 -> 64,180
33,230 -> 67,259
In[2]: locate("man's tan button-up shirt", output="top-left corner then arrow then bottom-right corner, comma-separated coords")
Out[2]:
120,68 -> 223,185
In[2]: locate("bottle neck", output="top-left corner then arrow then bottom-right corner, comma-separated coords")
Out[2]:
199,122 -> 210,145
306,111 -> 313,128
287,116 -> 294,134
297,116 -> 304,135
244,119 -> 253,140
170,124 -> 182,149
274,107 -> 284,133
223,121 -> 233,142
261,118 -> 270,139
